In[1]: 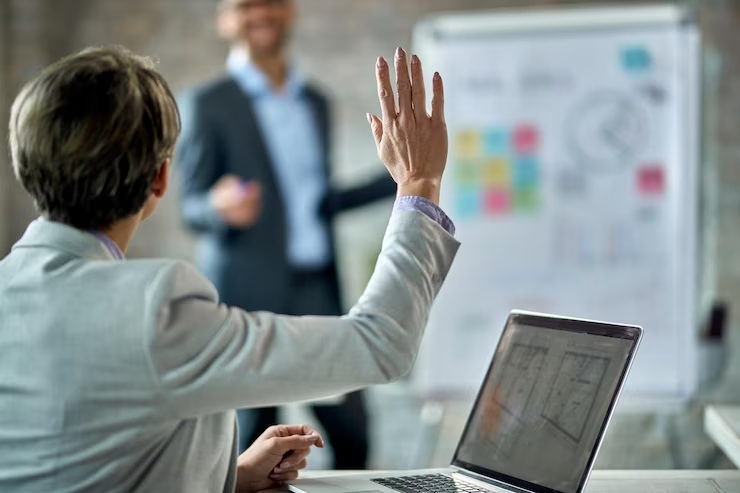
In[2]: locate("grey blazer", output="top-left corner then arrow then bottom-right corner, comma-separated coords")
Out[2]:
176,76 -> 396,313
0,210 -> 459,492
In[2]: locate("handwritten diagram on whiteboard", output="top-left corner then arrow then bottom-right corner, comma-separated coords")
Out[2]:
413,9 -> 698,397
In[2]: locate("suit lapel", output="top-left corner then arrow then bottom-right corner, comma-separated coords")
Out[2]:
302,86 -> 331,178
222,77 -> 332,215
222,77 -> 284,205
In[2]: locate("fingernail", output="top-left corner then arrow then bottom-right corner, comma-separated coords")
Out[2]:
366,113 -> 372,124
377,56 -> 386,68
411,54 -> 419,65
396,47 -> 404,59
434,72 -> 441,81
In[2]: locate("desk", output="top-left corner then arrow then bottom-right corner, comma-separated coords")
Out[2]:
705,405 -> 740,467
278,470 -> 740,492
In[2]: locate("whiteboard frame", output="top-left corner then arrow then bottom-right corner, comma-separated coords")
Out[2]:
413,4 -> 701,400
414,4 -> 690,41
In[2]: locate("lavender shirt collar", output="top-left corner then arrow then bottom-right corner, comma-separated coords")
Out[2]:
89,231 -> 125,261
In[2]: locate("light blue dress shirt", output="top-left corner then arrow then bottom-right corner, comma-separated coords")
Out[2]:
227,50 -> 331,269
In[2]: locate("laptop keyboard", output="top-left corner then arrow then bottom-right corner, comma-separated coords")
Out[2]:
372,474 -> 490,493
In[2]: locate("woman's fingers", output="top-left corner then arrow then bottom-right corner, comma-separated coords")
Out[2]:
410,54 -> 427,120
395,48 -> 413,118
376,57 -> 395,122
269,469 -> 300,482
431,71 -> 445,124
367,113 -> 383,146
273,448 -> 311,473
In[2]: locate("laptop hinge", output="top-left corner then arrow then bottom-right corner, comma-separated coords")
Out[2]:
451,467 -> 537,493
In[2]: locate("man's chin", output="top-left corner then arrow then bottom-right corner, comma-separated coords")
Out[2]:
243,36 -> 287,57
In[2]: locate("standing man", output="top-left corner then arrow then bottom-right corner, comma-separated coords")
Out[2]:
176,0 -> 395,469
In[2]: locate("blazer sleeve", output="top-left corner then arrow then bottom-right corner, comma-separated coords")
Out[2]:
175,91 -> 228,234
143,210 -> 460,419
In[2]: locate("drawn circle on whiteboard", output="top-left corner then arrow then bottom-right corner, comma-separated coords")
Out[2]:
567,92 -> 648,173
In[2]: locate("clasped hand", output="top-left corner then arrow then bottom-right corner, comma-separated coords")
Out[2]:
236,424 -> 324,493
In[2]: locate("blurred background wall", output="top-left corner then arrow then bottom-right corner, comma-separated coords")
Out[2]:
2,0 -> 740,469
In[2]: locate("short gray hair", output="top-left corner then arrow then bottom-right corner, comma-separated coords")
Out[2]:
9,46 -> 181,230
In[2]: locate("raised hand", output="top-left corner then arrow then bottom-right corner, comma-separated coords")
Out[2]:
368,48 -> 448,204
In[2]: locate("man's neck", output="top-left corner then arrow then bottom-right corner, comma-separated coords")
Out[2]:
241,45 -> 288,91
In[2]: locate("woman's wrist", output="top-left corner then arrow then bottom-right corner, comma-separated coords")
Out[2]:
397,179 -> 441,205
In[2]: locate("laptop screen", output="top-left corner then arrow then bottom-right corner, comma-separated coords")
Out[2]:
452,312 -> 641,493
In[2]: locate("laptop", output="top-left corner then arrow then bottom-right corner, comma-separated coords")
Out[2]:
290,310 -> 642,493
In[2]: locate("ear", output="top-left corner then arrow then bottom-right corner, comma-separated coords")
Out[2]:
151,159 -> 170,199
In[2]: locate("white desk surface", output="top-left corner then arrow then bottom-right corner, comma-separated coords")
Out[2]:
275,469 -> 740,492
705,405 -> 740,468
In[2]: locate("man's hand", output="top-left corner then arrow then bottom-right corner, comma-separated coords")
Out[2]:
368,48 -> 448,205
210,174 -> 262,228
236,424 -> 325,493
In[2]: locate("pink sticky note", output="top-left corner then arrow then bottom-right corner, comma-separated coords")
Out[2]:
637,165 -> 665,195
513,124 -> 539,154
484,189 -> 511,215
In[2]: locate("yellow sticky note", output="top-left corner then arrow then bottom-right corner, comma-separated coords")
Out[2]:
482,159 -> 510,187
456,130 -> 482,159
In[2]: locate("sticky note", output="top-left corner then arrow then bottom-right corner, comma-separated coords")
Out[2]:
482,159 -> 510,187
455,162 -> 479,186
637,165 -> 665,195
514,187 -> 539,212
484,188 -> 511,215
513,156 -> 539,189
483,129 -> 509,156
456,130 -> 482,160
456,188 -> 482,219
622,46 -> 651,73
513,124 -> 539,154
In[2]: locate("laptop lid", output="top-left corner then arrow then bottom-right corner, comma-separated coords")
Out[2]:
451,310 -> 642,493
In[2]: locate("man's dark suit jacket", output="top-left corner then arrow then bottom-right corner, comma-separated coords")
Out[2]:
176,76 -> 396,313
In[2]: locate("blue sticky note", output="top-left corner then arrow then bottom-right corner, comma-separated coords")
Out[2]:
622,47 -> 651,73
456,188 -> 482,219
483,129 -> 509,156
513,156 -> 539,189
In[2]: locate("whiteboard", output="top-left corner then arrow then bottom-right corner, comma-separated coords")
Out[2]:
412,5 -> 700,399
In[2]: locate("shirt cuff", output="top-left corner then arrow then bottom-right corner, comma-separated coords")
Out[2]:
393,196 -> 456,236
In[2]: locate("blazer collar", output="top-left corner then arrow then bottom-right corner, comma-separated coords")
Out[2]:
11,219 -> 120,262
